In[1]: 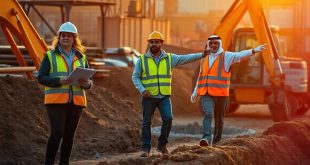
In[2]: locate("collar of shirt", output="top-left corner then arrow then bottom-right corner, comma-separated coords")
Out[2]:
208,53 -> 219,68
58,44 -> 75,57
58,44 -> 75,73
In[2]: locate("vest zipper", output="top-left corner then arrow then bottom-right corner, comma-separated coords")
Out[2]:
153,58 -> 161,95
59,54 -> 73,102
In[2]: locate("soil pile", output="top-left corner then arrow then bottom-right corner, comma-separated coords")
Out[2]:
152,119 -> 310,165
0,76 -> 141,164
0,66 -> 201,164
74,119 -> 310,165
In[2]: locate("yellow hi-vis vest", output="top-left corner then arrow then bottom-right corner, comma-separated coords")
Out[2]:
140,53 -> 172,96
197,52 -> 231,96
44,50 -> 87,107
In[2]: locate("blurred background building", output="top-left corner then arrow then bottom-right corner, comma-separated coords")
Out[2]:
0,0 -> 309,59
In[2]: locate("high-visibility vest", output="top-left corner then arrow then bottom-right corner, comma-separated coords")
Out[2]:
44,50 -> 87,107
197,52 -> 231,96
140,53 -> 172,96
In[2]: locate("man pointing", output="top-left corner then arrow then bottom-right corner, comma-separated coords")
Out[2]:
191,35 -> 266,146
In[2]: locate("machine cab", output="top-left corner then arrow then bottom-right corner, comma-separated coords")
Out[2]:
230,27 -> 282,86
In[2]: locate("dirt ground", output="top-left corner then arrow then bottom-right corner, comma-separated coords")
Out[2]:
0,67 -> 310,164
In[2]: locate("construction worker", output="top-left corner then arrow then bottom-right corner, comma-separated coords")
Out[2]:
191,35 -> 266,146
132,31 -> 208,157
37,22 -> 92,165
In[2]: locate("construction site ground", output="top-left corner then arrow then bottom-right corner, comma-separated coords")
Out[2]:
1,67 -> 310,164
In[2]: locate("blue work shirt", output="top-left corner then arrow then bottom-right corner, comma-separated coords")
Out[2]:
132,49 -> 203,98
58,44 -> 75,73
58,44 -> 75,102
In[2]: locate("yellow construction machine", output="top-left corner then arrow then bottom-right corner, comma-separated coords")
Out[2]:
0,0 -> 110,78
0,0 -> 48,79
204,0 -> 308,121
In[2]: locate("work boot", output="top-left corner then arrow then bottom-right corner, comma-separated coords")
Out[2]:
156,145 -> 169,155
140,150 -> 150,157
199,139 -> 209,147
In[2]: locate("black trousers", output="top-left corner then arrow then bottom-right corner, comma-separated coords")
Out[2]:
45,103 -> 83,165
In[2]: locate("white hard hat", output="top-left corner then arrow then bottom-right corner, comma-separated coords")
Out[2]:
58,22 -> 78,35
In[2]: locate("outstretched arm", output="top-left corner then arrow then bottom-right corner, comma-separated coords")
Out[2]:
224,44 -> 267,71
171,53 -> 204,68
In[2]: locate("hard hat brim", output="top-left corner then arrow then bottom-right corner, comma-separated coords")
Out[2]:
147,39 -> 164,41
58,31 -> 78,36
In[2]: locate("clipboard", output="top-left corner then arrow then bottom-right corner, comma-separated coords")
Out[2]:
68,67 -> 96,85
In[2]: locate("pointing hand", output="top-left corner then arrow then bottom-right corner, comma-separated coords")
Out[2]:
253,44 -> 267,53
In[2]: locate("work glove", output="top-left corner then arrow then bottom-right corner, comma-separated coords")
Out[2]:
253,44 -> 267,53
190,90 -> 198,103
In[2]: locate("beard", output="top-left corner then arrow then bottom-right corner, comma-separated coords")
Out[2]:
150,46 -> 161,54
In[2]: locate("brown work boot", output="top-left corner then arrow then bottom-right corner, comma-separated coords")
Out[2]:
199,139 -> 209,147
156,145 -> 169,155
140,150 -> 150,157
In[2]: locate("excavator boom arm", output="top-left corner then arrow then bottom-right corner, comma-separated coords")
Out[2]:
0,0 -> 48,70
214,0 -> 283,86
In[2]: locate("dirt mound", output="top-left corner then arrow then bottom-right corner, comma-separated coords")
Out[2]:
0,76 -> 47,164
71,119 -> 310,165
95,67 -> 201,116
0,66 -> 201,164
152,119 -> 310,165
0,76 -> 141,164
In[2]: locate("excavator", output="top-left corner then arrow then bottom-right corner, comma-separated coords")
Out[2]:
0,0 -> 48,79
199,0 -> 308,121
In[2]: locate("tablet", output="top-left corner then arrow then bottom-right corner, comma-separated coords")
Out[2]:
68,67 -> 96,85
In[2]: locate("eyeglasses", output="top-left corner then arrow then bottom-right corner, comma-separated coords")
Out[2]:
149,40 -> 161,44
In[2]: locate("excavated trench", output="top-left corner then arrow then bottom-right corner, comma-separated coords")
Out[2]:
152,122 -> 256,140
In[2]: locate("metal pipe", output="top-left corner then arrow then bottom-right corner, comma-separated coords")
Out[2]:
0,67 -> 36,73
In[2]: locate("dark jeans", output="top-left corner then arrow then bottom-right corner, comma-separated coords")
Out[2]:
201,94 -> 228,144
141,96 -> 173,151
45,103 -> 83,165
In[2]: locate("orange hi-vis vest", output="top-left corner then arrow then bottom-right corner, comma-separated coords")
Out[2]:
44,50 -> 87,107
197,52 -> 231,96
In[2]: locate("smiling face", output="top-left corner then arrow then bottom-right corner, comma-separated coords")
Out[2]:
59,32 -> 75,48
209,40 -> 220,53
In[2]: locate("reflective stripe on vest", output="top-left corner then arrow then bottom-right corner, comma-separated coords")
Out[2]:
197,52 -> 231,96
141,53 -> 172,95
44,50 -> 87,107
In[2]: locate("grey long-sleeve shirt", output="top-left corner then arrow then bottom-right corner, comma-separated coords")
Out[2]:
132,49 -> 203,98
